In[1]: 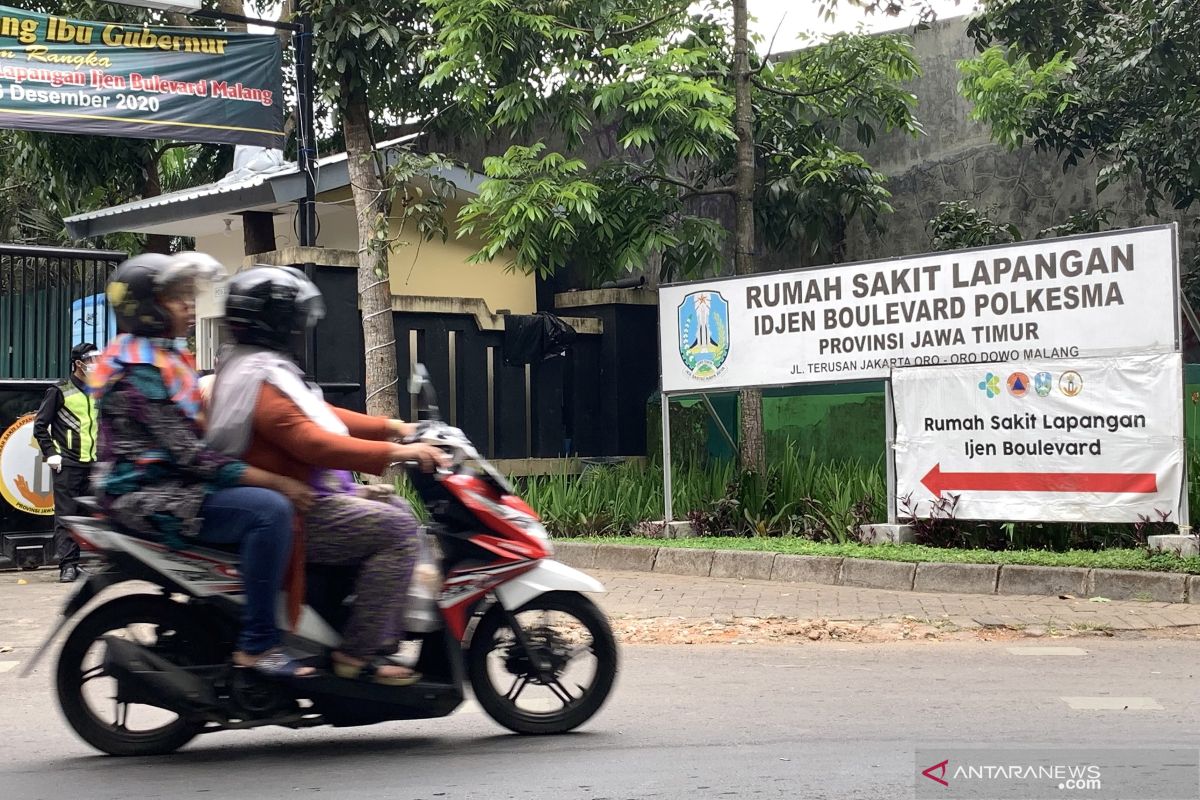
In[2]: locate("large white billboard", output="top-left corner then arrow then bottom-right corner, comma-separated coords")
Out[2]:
658,225 -> 1178,394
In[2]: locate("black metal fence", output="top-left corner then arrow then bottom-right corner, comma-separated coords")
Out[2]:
0,244 -> 125,380
309,265 -> 658,462
392,311 -> 605,460
0,244 -> 124,565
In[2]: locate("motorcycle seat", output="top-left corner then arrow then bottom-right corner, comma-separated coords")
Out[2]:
64,509 -> 241,557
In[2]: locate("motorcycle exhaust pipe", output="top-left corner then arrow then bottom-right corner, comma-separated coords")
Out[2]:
101,635 -> 219,715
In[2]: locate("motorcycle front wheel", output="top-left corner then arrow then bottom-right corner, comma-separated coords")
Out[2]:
467,591 -> 617,734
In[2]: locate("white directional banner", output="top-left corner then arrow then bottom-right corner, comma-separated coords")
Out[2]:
658,225 -> 1178,394
891,353 -> 1185,523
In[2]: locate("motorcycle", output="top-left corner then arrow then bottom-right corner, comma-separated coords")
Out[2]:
23,365 -> 618,756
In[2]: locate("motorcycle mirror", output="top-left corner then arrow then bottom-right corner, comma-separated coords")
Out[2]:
409,363 -> 441,420
408,363 -> 430,396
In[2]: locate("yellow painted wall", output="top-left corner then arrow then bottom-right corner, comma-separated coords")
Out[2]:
316,187 -> 536,315
190,187 -> 535,367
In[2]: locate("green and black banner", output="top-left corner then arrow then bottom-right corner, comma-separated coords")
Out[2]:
0,5 -> 283,147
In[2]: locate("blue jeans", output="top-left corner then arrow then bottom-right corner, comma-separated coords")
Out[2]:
194,487 -> 293,654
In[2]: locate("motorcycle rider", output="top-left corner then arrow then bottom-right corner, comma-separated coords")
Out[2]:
90,253 -> 317,678
207,266 -> 448,686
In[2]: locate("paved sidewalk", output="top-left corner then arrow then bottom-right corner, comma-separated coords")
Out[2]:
595,570 -> 1200,632
4,566 -> 1200,657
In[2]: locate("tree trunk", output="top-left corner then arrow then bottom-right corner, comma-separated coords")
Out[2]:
732,0 -> 766,473
168,1 -> 244,29
275,0 -> 297,47
140,148 -> 170,255
215,0 -> 248,30
341,79 -> 400,421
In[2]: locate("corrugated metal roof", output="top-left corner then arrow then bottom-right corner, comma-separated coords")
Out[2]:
63,167 -> 290,225
64,132 -> 428,228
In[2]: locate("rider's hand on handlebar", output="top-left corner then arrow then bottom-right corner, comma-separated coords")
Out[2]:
391,442 -> 451,473
386,419 -> 418,442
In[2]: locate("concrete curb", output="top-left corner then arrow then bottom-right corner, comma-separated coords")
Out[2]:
840,558 -> 916,591
996,564 -> 1088,597
554,542 -> 1199,604
914,562 -> 999,595
711,550 -> 776,581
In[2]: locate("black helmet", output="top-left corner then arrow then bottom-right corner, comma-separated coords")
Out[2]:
107,252 -> 224,337
223,266 -> 325,354
70,342 -> 98,364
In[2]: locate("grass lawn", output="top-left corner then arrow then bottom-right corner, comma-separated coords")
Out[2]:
572,536 -> 1200,575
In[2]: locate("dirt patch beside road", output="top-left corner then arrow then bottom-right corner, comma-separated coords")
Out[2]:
610,615 -> 1200,645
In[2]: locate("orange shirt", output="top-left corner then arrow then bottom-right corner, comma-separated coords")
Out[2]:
243,384 -> 395,481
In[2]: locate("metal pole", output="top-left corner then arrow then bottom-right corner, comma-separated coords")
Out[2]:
189,7 -> 316,373
1179,356 -> 1192,533
662,393 -> 674,523
885,378 -> 897,525
189,8 -> 311,243
295,13 -> 317,249
296,13 -> 317,378
190,9 -> 302,32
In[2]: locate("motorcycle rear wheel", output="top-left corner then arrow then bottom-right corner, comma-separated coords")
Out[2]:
56,595 -> 216,756
468,591 -> 617,735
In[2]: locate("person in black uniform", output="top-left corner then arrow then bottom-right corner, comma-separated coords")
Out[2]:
33,342 -> 100,582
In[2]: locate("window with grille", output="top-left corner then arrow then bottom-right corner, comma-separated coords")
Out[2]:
196,317 -> 226,371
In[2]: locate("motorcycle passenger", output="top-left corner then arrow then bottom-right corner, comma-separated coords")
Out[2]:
90,253 -> 317,679
207,266 -> 448,686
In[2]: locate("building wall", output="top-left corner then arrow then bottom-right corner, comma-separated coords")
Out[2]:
193,189 -> 536,319
314,187 -> 536,315
191,188 -> 537,368
840,17 -> 1196,265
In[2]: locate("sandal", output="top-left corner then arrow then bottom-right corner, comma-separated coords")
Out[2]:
332,655 -> 421,687
235,649 -> 316,679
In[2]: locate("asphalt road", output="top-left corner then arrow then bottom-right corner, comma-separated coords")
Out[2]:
2,637 -> 1198,800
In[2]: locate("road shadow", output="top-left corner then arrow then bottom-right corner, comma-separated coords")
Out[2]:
46,727 -> 612,774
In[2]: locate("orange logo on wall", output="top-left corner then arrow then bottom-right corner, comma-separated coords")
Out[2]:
0,413 -> 54,515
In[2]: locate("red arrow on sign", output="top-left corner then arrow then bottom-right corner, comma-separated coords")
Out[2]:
921,464 -> 1158,496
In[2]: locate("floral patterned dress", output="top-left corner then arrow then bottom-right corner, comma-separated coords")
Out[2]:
90,335 -> 247,547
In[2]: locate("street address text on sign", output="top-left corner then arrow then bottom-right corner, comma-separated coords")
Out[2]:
658,225 -> 1177,393
891,353 -> 1184,523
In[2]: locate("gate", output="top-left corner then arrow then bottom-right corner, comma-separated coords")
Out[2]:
0,244 -> 124,568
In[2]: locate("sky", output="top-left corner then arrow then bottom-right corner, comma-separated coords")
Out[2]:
748,0 -> 979,51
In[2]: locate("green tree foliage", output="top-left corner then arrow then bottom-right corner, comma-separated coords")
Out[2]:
307,0 -> 465,420
960,0 -> 1200,216
423,0 -> 923,284
926,200 -> 1021,251
926,200 -> 1111,251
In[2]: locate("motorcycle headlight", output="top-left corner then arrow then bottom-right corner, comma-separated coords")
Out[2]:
518,518 -> 553,552
464,489 -> 553,551
499,504 -> 551,544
